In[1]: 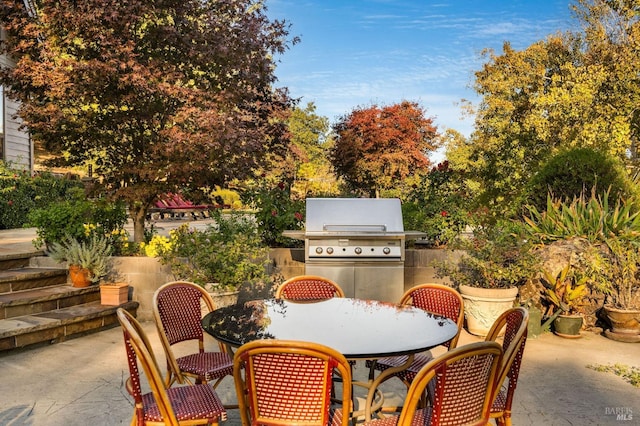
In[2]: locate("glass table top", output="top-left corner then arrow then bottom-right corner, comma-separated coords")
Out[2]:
202,297 -> 458,359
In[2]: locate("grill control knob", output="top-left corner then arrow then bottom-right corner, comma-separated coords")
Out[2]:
383,247 -> 391,255
315,247 -> 323,254
326,247 -> 334,255
354,247 -> 362,255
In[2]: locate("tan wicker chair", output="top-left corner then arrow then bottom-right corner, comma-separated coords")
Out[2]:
366,283 -> 464,387
117,308 -> 227,426
364,341 -> 503,426
233,339 -> 353,426
485,307 -> 529,426
275,275 -> 345,300
153,281 -> 233,388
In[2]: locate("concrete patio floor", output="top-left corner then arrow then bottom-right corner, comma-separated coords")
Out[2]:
0,319 -> 638,426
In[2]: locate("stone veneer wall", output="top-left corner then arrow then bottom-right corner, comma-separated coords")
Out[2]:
37,248 -> 460,322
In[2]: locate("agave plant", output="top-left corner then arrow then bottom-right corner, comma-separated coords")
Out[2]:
523,189 -> 640,244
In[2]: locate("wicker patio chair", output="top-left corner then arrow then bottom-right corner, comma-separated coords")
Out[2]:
366,283 -> 464,387
275,275 -> 345,300
485,306 -> 529,426
153,281 -> 234,388
364,341 -> 502,426
116,308 -> 227,426
233,339 -> 353,426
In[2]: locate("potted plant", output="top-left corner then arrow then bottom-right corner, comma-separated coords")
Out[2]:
600,238 -> 640,342
435,221 -> 538,336
47,234 -> 112,288
540,264 -> 588,338
523,189 -> 640,336
157,211 -> 271,307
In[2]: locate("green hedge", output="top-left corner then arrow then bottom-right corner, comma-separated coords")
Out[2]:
0,161 -> 85,229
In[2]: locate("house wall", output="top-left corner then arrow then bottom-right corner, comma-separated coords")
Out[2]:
2,93 -> 31,170
0,37 -> 32,172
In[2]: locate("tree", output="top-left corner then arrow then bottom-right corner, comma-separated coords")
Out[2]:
286,102 -> 339,198
330,101 -> 439,197
454,0 -> 640,219
0,0 -> 297,242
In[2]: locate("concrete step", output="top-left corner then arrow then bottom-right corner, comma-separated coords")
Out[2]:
0,284 -> 100,320
0,251 -> 139,353
0,300 -> 139,351
0,267 -> 68,293
0,250 -> 45,271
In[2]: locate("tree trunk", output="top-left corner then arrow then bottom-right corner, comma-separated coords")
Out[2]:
130,204 -> 147,243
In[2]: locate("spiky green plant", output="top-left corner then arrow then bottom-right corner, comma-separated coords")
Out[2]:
524,189 -> 640,244
48,234 -> 112,283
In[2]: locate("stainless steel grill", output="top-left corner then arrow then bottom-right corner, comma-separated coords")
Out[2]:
301,198 -> 408,302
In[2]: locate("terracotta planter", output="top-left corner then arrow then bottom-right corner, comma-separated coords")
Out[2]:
68,265 -> 92,288
553,314 -> 583,338
100,282 -> 129,306
602,305 -> 640,343
459,285 -> 518,337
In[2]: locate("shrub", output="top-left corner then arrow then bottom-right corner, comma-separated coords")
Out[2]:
208,185 -> 243,209
435,220 -> 538,289
156,211 -> 270,290
0,161 -> 84,229
523,189 -> 640,244
402,161 -> 472,247
524,147 -> 636,212
28,197 -> 128,251
241,178 -> 305,247
523,189 -> 640,309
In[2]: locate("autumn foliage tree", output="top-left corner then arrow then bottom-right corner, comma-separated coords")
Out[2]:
453,0 -> 640,219
0,0 -> 296,242
330,101 -> 439,197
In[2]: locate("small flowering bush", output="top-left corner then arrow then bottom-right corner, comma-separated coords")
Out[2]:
28,197 -> 129,252
140,234 -> 173,257
241,177 -> 305,247
156,211 -> 270,291
402,161 -> 472,247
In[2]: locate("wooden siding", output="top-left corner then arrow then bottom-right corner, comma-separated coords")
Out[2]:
1,51 -> 32,172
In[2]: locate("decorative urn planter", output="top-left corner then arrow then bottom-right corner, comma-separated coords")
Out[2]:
602,305 -> 640,343
100,282 -> 130,306
69,265 -> 92,288
552,313 -> 583,338
459,285 -> 518,337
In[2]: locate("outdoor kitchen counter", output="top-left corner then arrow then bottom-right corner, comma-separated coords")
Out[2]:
202,297 -> 458,420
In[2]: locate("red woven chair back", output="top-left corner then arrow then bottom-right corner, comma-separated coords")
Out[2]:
276,275 -> 345,301
154,281 -> 212,346
234,339 -> 352,426
400,283 -> 464,348
485,307 -> 529,422
118,308 -> 179,425
399,341 -> 502,426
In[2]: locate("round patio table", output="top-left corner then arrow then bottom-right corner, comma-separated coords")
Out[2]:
202,297 -> 458,421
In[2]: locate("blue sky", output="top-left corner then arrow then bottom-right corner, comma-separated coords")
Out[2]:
266,0 -> 576,139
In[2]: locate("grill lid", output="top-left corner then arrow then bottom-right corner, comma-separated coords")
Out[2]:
305,198 -> 404,235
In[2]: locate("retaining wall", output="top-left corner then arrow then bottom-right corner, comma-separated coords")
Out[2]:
40,248 -> 459,322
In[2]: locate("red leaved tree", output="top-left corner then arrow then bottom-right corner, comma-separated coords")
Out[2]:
0,0 -> 297,242
330,101 -> 440,197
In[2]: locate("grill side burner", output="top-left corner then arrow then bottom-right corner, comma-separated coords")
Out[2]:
302,198 -> 407,302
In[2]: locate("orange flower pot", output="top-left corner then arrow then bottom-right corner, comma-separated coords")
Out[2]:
69,265 -> 92,288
